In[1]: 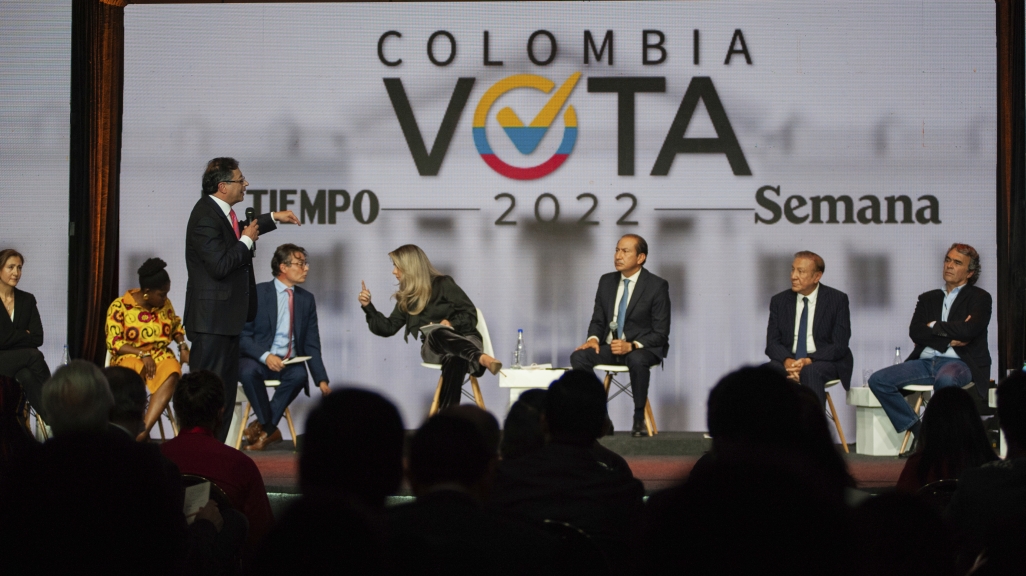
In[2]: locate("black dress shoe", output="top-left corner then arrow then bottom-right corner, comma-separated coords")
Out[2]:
631,417 -> 647,438
899,434 -> 918,458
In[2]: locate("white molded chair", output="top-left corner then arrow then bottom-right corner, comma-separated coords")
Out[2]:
104,350 -> 177,439
234,379 -> 298,451
824,379 -> 849,453
898,381 -> 975,453
594,364 -> 658,436
424,309 -> 492,416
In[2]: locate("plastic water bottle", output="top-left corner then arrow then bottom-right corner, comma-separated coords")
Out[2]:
513,329 -> 526,368
893,347 -> 902,365
61,345 -> 69,366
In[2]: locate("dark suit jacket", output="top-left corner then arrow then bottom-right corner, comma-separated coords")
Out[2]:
240,281 -> 329,394
765,283 -> 854,389
183,195 -> 276,336
585,267 -> 671,358
0,289 -> 43,350
908,284 -> 992,393
364,275 -> 481,343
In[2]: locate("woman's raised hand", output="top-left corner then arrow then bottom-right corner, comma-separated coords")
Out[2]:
358,280 -> 372,307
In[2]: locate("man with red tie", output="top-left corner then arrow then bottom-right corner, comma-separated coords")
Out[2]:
184,157 -> 300,442
238,244 -> 330,450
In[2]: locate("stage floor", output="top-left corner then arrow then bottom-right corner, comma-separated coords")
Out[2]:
246,431 -> 906,496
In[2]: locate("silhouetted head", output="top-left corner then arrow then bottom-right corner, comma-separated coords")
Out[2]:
42,361 -> 112,436
172,371 -> 225,431
707,366 -> 803,446
545,370 -> 607,446
998,371 -> 1026,457
300,388 -> 405,507
441,405 -> 501,457
915,386 -> 995,481
104,366 -> 147,436
408,413 -> 493,497
501,389 -> 547,460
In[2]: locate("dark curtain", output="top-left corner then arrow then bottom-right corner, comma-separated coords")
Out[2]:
997,0 -> 1026,379
68,0 -> 125,365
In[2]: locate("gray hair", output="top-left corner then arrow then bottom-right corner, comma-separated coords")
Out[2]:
42,360 -> 113,435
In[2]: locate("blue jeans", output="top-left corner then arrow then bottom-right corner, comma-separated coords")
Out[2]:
868,357 -> 973,432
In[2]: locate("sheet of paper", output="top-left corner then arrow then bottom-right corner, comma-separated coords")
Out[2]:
418,323 -> 453,337
183,481 -> 210,525
282,356 -> 311,365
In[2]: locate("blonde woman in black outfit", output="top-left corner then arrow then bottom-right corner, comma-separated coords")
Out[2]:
0,249 -> 51,420
359,244 -> 501,410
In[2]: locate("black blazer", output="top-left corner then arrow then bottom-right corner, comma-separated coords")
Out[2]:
765,283 -> 854,389
183,195 -> 276,336
908,284 -> 992,393
364,276 -> 481,343
585,267 -> 671,358
0,289 -> 44,351
240,281 -> 329,395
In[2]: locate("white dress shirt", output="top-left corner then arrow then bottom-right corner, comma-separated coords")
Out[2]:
791,284 -> 819,356
588,269 -> 644,348
210,195 -> 255,250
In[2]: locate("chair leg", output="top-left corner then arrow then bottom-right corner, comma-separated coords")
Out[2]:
165,406 -> 178,436
234,404 -> 252,450
469,376 -> 486,409
157,418 -> 165,441
825,392 -> 849,454
35,413 -> 48,441
428,374 -> 444,417
602,373 -> 613,397
283,407 -> 298,449
898,393 -> 925,453
644,399 -> 658,436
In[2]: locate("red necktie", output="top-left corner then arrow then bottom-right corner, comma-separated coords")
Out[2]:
285,288 -> 294,359
229,210 -> 240,239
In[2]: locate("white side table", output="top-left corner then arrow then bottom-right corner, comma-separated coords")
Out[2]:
846,386 -> 905,456
498,368 -> 566,414
990,388 -> 1007,458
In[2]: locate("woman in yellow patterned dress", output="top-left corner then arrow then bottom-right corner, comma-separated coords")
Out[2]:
106,258 -> 189,441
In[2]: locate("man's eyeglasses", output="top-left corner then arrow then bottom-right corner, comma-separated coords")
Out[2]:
221,179 -> 246,185
287,260 -> 310,269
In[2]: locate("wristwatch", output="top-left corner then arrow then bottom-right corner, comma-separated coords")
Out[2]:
137,351 -> 151,359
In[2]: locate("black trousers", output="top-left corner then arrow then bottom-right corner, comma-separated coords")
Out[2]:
422,328 -> 485,410
188,332 -> 240,442
571,345 -> 660,419
0,348 -> 51,420
765,359 -> 839,409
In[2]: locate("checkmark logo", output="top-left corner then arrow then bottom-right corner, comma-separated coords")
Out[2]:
472,72 -> 582,180
495,72 -> 581,154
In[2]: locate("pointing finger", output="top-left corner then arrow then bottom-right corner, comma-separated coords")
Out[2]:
361,280 -> 367,291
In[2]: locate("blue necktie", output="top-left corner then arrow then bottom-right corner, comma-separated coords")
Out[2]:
616,279 -> 630,339
795,296 -> 809,360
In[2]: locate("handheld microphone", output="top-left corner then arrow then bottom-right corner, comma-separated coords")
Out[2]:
245,208 -> 257,253
609,320 -> 618,340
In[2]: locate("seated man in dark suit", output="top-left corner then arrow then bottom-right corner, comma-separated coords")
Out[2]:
765,250 -> 853,409
869,243 -> 991,445
571,234 -> 671,437
239,243 -> 330,450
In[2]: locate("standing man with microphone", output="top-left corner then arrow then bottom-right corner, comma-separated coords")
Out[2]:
571,235 -> 671,437
184,157 -> 301,442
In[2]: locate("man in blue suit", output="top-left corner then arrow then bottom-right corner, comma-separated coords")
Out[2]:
239,244 -> 330,450
765,251 -> 853,409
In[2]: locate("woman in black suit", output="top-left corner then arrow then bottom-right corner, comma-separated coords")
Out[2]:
359,244 -> 501,410
0,249 -> 51,420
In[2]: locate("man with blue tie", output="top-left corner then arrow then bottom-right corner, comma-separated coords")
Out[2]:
765,251 -> 854,410
239,244 -> 330,450
571,235 -> 671,437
